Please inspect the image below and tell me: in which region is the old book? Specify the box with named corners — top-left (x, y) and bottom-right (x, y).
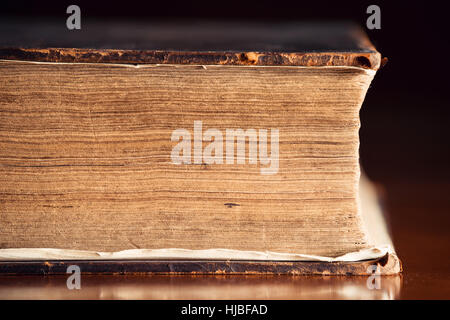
top-left (0, 20), bottom-right (400, 274)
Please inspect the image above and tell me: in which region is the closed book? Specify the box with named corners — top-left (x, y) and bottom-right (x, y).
top-left (0, 20), bottom-right (401, 274)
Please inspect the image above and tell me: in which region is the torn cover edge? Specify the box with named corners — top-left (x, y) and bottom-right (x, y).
top-left (0, 245), bottom-right (394, 262)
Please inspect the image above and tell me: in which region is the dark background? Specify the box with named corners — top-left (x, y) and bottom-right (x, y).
top-left (1, 0), bottom-right (449, 298)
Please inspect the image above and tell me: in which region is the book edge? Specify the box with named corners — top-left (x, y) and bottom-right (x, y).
top-left (0, 48), bottom-right (381, 70)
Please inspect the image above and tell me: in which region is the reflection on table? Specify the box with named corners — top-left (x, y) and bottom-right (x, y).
top-left (0, 274), bottom-right (401, 300)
